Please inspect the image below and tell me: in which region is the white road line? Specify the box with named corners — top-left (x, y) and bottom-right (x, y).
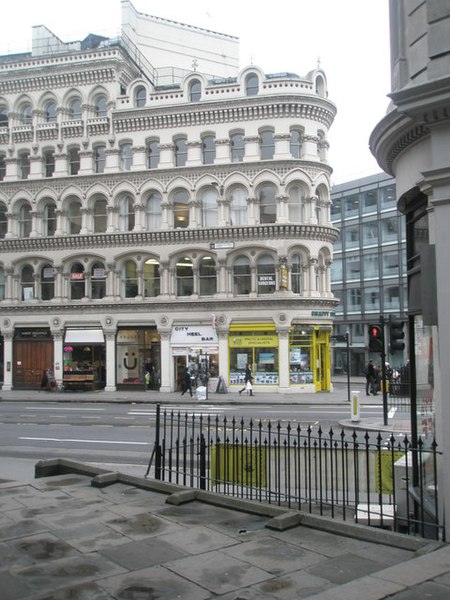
top-left (19, 436), bottom-right (149, 446)
top-left (388, 407), bottom-right (397, 419)
top-left (25, 407), bottom-right (105, 411)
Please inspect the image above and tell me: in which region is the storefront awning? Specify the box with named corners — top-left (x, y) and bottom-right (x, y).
top-left (64, 329), bottom-right (105, 343)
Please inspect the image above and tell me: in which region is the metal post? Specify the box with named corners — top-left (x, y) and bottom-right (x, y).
top-left (205, 350), bottom-right (209, 401)
top-left (346, 331), bottom-right (351, 403)
top-left (380, 316), bottom-right (388, 426)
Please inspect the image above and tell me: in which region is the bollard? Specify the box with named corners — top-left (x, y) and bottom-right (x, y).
top-left (351, 390), bottom-right (360, 422)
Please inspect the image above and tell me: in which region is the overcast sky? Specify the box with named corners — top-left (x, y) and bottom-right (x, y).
top-left (0, 0), bottom-right (391, 184)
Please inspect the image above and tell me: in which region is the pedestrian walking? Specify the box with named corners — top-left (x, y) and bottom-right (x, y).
top-left (181, 367), bottom-right (193, 397)
top-left (365, 359), bottom-right (375, 395)
top-left (239, 363), bottom-right (254, 396)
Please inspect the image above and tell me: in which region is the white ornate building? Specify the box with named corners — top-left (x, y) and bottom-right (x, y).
top-left (0, 0), bottom-right (338, 394)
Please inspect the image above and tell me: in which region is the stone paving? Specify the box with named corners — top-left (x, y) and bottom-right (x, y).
top-left (0, 458), bottom-right (449, 600)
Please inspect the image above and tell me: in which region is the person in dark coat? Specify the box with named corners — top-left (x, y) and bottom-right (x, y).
top-left (181, 367), bottom-right (193, 397)
top-left (365, 360), bottom-right (375, 395)
top-left (239, 363), bottom-right (254, 396)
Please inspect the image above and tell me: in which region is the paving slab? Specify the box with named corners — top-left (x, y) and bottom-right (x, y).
top-left (100, 536), bottom-right (188, 569)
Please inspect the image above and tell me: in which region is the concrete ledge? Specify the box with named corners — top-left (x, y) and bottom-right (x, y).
top-left (35, 458), bottom-right (109, 479)
top-left (91, 472), bottom-right (120, 488)
top-left (166, 489), bottom-right (199, 505)
top-left (266, 511), bottom-right (304, 531)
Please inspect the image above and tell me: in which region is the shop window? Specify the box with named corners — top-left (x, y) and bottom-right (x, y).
top-left (233, 255), bottom-right (251, 295)
top-left (229, 330), bottom-right (279, 386)
top-left (118, 195), bottom-right (135, 232)
top-left (174, 136), bottom-right (187, 167)
top-left (199, 257), bottom-right (216, 296)
top-left (0, 202), bottom-right (7, 238)
top-left (245, 73), bottom-right (259, 96)
top-left (290, 128), bottom-right (302, 158)
top-left (94, 145), bottom-right (106, 173)
top-left (143, 258), bottom-right (160, 297)
top-left (202, 134), bottom-right (215, 164)
top-left (146, 140), bottom-right (160, 168)
top-left (135, 86), bottom-right (147, 107)
top-left (21, 264), bottom-right (34, 300)
top-left (68, 200), bottom-right (82, 234)
top-left (260, 130), bottom-right (274, 160)
top-left (257, 254), bottom-right (276, 294)
top-left (43, 203), bottom-right (56, 236)
top-left (116, 328), bottom-right (160, 388)
top-left (0, 267), bottom-right (4, 300)
top-left (44, 100), bottom-right (57, 122)
top-left (173, 189), bottom-right (190, 228)
top-left (0, 154), bottom-right (5, 181)
top-left (189, 79), bottom-right (202, 102)
top-left (18, 203), bottom-right (32, 238)
top-left (19, 152), bottom-right (30, 179)
top-left (229, 186), bottom-right (247, 226)
top-left (259, 184), bottom-right (277, 224)
top-left (68, 147), bottom-right (80, 175)
top-left (230, 132), bottom-right (245, 162)
top-left (91, 262), bottom-right (106, 299)
top-left (120, 143), bottom-right (133, 171)
top-left (122, 260), bottom-right (138, 298)
top-left (288, 184), bottom-right (305, 223)
top-left (291, 253), bottom-right (304, 293)
top-left (68, 98), bottom-right (82, 120)
top-left (289, 327), bottom-right (313, 384)
top-left (94, 94), bottom-right (107, 117)
top-left (145, 192), bottom-right (162, 229)
top-left (176, 257), bottom-right (193, 296)
top-left (70, 263), bottom-right (85, 299)
top-left (43, 150), bottom-right (55, 177)
top-left (40, 264), bottom-right (55, 300)
top-left (93, 197), bottom-right (107, 232)
top-left (202, 188), bottom-right (218, 227)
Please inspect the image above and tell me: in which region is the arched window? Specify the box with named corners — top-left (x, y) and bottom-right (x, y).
top-left (0, 106), bottom-right (8, 127)
top-left (18, 152), bottom-right (30, 179)
top-left (173, 189), bottom-right (190, 228)
top-left (122, 260), bottom-right (138, 297)
top-left (199, 257), bottom-right (216, 296)
top-left (233, 255), bottom-right (251, 295)
top-left (189, 79), bottom-right (201, 102)
top-left (145, 192), bottom-right (162, 229)
top-left (174, 136), bottom-right (187, 167)
top-left (315, 75), bottom-right (325, 97)
top-left (93, 197), bottom-right (107, 232)
top-left (40, 263), bottom-right (55, 300)
top-left (68, 200), bottom-right (82, 234)
top-left (0, 267), bottom-right (4, 300)
top-left (259, 184), bottom-right (277, 224)
top-left (176, 257), bottom-right (193, 296)
top-left (91, 262), bottom-right (106, 299)
top-left (18, 203), bottom-right (32, 237)
top-left (43, 150), bottom-right (55, 177)
top-left (245, 73), bottom-right (259, 96)
top-left (202, 188), bottom-right (218, 227)
top-left (44, 100), bottom-right (57, 122)
top-left (144, 258), bottom-right (160, 297)
top-left (68, 98), bottom-right (82, 120)
top-left (118, 195), bottom-right (135, 232)
top-left (291, 253), bottom-right (304, 294)
top-left (229, 187), bottom-right (247, 226)
top-left (20, 103), bottom-right (32, 124)
top-left (70, 262), bottom-right (85, 300)
top-left (43, 202), bottom-right (56, 236)
top-left (68, 147), bottom-right (80, 175)
top-left (257, 254), bottom-right (276, 294)
top-left (94, 144), bottom-right (106, 173)
top-left (288, 185), bottom-right (305, 223)
top-left (260, 130), bottom-right (274, 160)
top-left (0, 202), bottom-right (7, 238)
top-left (202, 134), bottom-right (215, 164)
top-left (290, 128), bottom-right (302, 158)
top-left (135, 86), bottom-right (147, 107)
top-left (94, 94), bottom-right (107, 117)
top-left (146, 140), bottom-right (160, 168)
top-left (230, 132), bottom-right (244, 162)
top-left (0, 153), bottom-right (6, 181)
top-left (21, 264), bottom-right (34, 300)
top-left (120, 143), bottom-right (133, 171)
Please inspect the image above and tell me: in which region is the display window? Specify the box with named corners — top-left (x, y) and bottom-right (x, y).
top-left (229, 325), bottom-right (279, 385)
top-left (289, 326), bottom-right (314, 384)
top-left (116, 328), bottom-right (160, 388)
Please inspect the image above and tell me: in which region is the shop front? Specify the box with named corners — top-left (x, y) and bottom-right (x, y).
top-left (289, 325), bottom-right (331, 392)
top-left (63, 329), bottom-right (105, 390)
top-left (116, 327), bottom-right (160, 390)
top-left (13, 328), bottom-right (53, 389)
top-left (170, 325), bottom-right (218, 391)
top-left (229, 324), bottom-right (279, 387)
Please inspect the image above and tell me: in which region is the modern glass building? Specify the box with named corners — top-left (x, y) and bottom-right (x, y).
top-left (330, 172), bottom-right (407, 376)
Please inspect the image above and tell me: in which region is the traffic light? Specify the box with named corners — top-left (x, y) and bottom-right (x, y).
top-left (368, 324), bottom-right (384, 353)
top-left (389, 318), bottom-right (405, 352)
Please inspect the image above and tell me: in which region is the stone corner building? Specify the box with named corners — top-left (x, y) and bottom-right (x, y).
top-left (0, 0), bottom-right (338, 394)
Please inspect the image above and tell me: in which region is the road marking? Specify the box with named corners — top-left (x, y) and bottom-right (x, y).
top-left (25, 406), bottom-right (105, 411)
top-left (19, 436), bottom-right (149, 446)
top-left (388, 407), bottom-right (397, 419)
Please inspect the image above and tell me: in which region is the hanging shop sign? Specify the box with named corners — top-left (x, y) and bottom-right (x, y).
top-left (171, 325), bottom-right (218, 345)
top-left (229, 334), bottom-right (278, 348)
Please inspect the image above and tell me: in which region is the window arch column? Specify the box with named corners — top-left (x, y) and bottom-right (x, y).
top-left (54, 148), bottom-right (68, 177)
top-left (186, 141), bottom-right (202, 166)
top-left (214, 139), bottom-right (230, 164)
top-left (80, 207), bottom-right (89, 235)
top-left (30, 210), bottom-right (39, 238)
top-left (79, 150), bottom-right (93, 175)
top-left (30, 154), bottom-right (43, 179)
top-left (52, 266), bottom-right (63, 302)
top-left (105, 148), bottom-right (119, 173)
top-left (55, 208), bottom-right (63, 236)
top-left (4, 211), bottom-right (14, 239)
top-left (133, 199), bottom-right (144, 232)
top-left (277, 194), bottom-right (289, 223)
top-left (216, 258), bottom-right (227, 296)
top-left (107, 206), bottom-right (118, 233)
top-left (309, 258), bottom-right (320, 296)
top-left (250, 265), bottom-right (257, 296)
top-left (4, 157), bottom-right (18, 181)
top-left (190, 200), bottom-right (201, 228)
top-left (218, 196), bottom-right (228, 227)
top-left (4, 267), bottom-right (13, 300)
top-left (247, 196), bottom-right (258, 225)
top-left (302, 134), bottom-right (319, 159)
top-left (106, 262), bottom-right (117, 300)
top-left (159, 143), bottom-right (175, 169)
top-left (131, 146), bottom-right (146, 170)
top-left (243, 135), bottom-right (259, 162)
top-left (159, 261), bottom-right (170, 297)
top-left (274, 133), bottom-right (291, 160)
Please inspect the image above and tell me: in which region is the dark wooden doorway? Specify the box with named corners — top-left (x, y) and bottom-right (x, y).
top-left (13, 340), bottom-right (54, 389)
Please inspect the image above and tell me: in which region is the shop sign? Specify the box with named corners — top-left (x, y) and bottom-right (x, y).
top-left (117, 330), bottom-right (139, 343)
top-left (171, 325), bottom-right (218, 344)
top-left (43, 267), bottom-right (55, 279)
top-left (210, 241), bottom-right (234, 249)
top-left (258, 275), bottom-right (275, 286)
top-left (311, 310), bottom-right (335, 317)
top-left (15, 328), bottom-right (50, 339)
top-left (70, 272), bottom-right (84, 280)
top-left (229, 334), bottom-right (278, 348)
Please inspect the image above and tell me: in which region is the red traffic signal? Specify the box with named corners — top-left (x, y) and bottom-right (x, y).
top-left (368, 324), bottom-right (384, 353)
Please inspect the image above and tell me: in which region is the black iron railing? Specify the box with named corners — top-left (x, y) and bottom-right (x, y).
top-left (146, 405), bottom-right (442, 540)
